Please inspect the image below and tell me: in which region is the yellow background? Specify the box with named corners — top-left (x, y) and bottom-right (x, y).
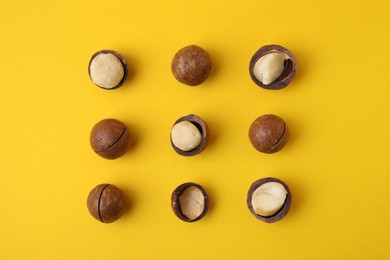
top-left (1, 0), bottom-right (390, 259)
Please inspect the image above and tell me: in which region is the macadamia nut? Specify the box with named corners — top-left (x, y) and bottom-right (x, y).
top-left (171, 121), bottom-right (202, 152)
top-left (249, 114), bottom-right (289, 153)
top-left (87, 184), bottom-right (126, 223)
top-left (253, 52), bottom-right (286, 85)
top-left (171, 45), bottom-right (212, 86)
top-left (251, 182), bottom-right (287, 217)
top-left (89, 53), bottom-right (125, 89)
top-left (90, 118), bottom-right (129, 159)
top-left (171, 182), bottom-right (209, 222)
top-left (179, 186), bottom-right (205, 220)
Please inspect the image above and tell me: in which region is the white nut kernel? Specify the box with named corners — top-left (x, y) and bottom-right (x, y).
top-left (90, 53), bottom-right (124, 89)
top-left (179, 186), bottom-right (205, 220)
top-left (171, 121), bottom-right (202, 151)
top-left (253, 52), bottom-right (286, 85)
top-left (251, 181), bottom-right (287, 217)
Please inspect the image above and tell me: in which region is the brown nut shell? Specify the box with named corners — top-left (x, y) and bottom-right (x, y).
top-left (170, 114), bottom-right (208, 156)
top-left (171, 45), bottom-right (212, 86)
top-left (247, 177), bottom-right (291, 223)
top-left (90, 118), bottom-right (129, 159)
top-left (249, 44), bottom-right (297, 90)
top-left (87, 184), bottom-right (126, 223)
top-left (248, 114), bottom-right (289, 153)
top-left (88, 50), bottom-right (128, 90)
top-left (171, 182), bottom-right (209, 222)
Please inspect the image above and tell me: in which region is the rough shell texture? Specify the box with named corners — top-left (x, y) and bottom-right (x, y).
top-left (249, 44), bottom-right (297, 90)
top-left (88, 50), bottom-right (128, 90)
top-left (171, 182), bottom-right (209, 222)
top-left (87, 184), bottom-right (126, 223)
top-left (170, 114), bottom-right (208, 156)
top-left (171, 45), bottom-right (212, 86)
top-left (90, 118), bottom-right (129, 159)
top-left (247, 177), bottom-right (291, 223)
top-left (248, 114), bottom-right (289, 153)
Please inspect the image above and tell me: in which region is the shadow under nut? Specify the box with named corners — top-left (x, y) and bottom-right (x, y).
top-left (249, 114), bottom-right (289, 153)
top-left (90, 118), bottom-right (129, 159)
top-left (87, 184), bottom-right (126, 223)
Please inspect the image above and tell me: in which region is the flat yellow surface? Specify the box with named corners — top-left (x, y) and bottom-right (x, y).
top-left (1, 0), bottom-right (390, 259)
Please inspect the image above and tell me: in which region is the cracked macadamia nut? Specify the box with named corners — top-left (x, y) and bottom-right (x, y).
top-left (247, 178), bottom-right (291, 223)
top-left (171, 182), bottom-right (209, 222)
top-left (87, 184), bottom-right (125, 223)
top-left (171, 45), bottom-right (212, 86)
top-left (88, 50), bottom-right (128, 90)
top-left (170, 114), bottom-right (208, 156)
top-left (249, 114), bottom-right (289, 153)
top-left (251, 182), bottom-right (287, 216)
top-left (249, 45), bottom-right (297, 90)
top-left (90, 118), bottom-right (129, 159)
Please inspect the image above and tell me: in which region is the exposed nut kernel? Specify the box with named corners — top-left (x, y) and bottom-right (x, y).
top-left (247, 177), bottom-right (292, 223)
top-left (171, 182), bottom-right (209, 222)
top-left (253, 52), bottom-right (286, 85)
top-left (251, 181), bottom-right (287, 216)
top-left (88, 50), bottom-right (128, 90)
top-left (170, 114), bottom-right (208, 156)
top-left (171, 121), bottom-right (202, 152)
top-left (249, 44), bottom-right (297, 90)
top-left (179, 185), bottom-right (205, 220)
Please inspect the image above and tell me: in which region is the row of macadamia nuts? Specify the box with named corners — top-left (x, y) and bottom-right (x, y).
top-left (89, 113), bottom-right (290, 160)
top-left (88, 44), bottom-right (296, 90)
top-left (87, 177), bottom-right (291, 223)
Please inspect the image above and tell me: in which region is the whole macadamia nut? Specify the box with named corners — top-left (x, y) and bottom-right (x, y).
top-left (87, 184), bottom-right (126, 223)
top-left (170, 114), bottom-right (208, 156)
top-left (248, 114), bottom-right (289, 153)
top-left (88, 50), bottom-right (128, 90)
top-left (171, 45), bottom-right (212, 86)
top-left (247, 177), bottom-right (291, 223)
top-left (249, 45), bottom-right (297, 90)
top-left (90, 118), bottom-right (129, 159)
